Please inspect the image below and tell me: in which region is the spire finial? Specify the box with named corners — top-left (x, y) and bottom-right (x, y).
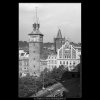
top-left (57, 26), bottom-right (62, 38)
top-left (35, 7), bottom-right (37, 18)
top-left (35, 7), bottom-right (38, 23)
top-left (57, 26), bottom-right (61, 30)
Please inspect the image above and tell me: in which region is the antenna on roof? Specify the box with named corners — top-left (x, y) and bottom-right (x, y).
top-left (35, 7), bottom-right (37, 18)
top-left (34, 6), bottom-right (39, 23)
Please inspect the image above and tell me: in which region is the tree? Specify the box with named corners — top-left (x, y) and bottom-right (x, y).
top-left (18, 74), bottom-right (43, 97)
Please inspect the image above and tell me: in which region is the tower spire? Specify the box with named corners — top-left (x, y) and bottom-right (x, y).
top-left (35, 7), bottom-right (38, 23)
top-left (57, 27), bottom-right (62, 38)
top-left (33, 7), bottom-right (40, 31)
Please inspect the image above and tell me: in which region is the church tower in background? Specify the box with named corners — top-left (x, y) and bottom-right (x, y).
top-left (54, 28), bottom-right (65, 53)
top-left (28, 7), bottom-right (44, 77)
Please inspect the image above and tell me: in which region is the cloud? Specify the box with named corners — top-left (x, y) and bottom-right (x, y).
top-left (19, 3), bottom-right (81, 43)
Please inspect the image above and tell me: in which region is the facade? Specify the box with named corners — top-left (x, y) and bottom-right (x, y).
top-left (47, 40), bottom-right (81, 71)
top-left (57, 40), bottom-right (80, 71)
top-left (40, 60), bottom-right (48, 72)
top-left (19, 56), bottom-right (29, 77)
top-left (47, 54), bottom-right (57, 71)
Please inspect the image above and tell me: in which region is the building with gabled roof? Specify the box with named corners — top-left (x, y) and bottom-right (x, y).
top-left (54, 29), bottom-right (65, 53)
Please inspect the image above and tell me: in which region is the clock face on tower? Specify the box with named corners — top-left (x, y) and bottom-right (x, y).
top-left (29, 35), bottom-right (39, 42)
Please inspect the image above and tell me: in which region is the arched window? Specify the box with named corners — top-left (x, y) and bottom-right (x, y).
top-left (63, 61), bottom-right (65, 65)
top-left (66, 61), bottom-right (68, 65)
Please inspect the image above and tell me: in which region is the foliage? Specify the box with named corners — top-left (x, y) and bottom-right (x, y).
top-left (50, 65), bottom-right (65, 81)
top-left (18, 74), bottom-right (42, 97)
top-left (19, 65), bottom-right (66, 97)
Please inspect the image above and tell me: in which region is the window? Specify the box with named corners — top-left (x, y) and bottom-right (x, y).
top-left (60, 61), bottom-right (62, 64)
top-left (66, 61), bottom-right (68, 65)
top-left (33, 43), bottom-right (35, 46)
top-left (24, 67), bottom-right (27, 70)
top-left (33, 51), bottom-right (35, 53)
top-left (73, 62), bottom-right (75, 65)
top-left (33, 58), bottom-right (35, 60)
top-left (72, 49), bottom-right (76, 59)
top-left (63, 61), bottom-right (65, 64)
top-left (34, 65), bottom-right (35, 68)
top-left (59, 49), bottom-right (62, 58)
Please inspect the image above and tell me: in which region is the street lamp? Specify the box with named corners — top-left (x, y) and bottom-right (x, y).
top-left (42, 69), bottom-right (45, 90)
top-left (34, 73), bottom-right (37, 96)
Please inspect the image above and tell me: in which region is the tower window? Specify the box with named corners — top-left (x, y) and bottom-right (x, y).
top-left (33, 43), bottom-right (35, 46)
top-left (33, 51), bottom-right (35, 53)
top-left (34, 65), bottom-right (35, 68)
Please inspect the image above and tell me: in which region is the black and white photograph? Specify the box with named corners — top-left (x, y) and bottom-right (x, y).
top-left (19, 3), bottom-right (81, 98)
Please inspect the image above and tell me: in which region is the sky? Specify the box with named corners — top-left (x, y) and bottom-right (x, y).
top-left (19, 3), bottom-right (81, 43)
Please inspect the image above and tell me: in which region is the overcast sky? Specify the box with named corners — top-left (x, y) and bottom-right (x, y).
top-left (19, 3), bottom-right (81, 43)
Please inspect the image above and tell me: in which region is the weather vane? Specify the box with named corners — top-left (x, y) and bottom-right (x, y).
top-left (35, 7), bottom-right (38, 19)
top-left (57, 26), bottom-right (61, 30)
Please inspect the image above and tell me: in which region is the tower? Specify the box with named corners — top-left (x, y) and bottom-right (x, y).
top-left (54, 28), bottom-right (65, 52)
top-left (28, 7), bottom-right (43, 77)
